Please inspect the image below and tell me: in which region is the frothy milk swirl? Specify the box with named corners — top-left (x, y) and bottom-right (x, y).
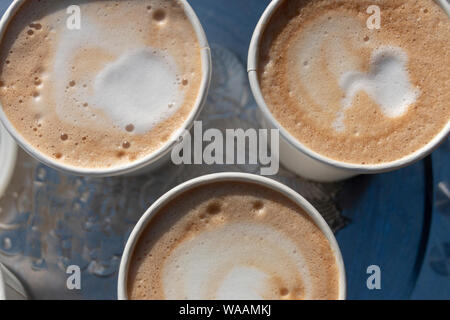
top-left (258, 0), bottom-right (449, 164)
top-left (0, 0), bottom-right (203, 168)
top-left (127, 181), bottom-right (340, 300)
top-left (336, 46), bottom-right (420, 131)
top-left (52, 15), bottom-right (183, 134)
top-left (93, 49), bottom-right (182, 134)
top-left (292, 16), bottom-right (419, 132)
top-left (163, 222), bottom-right (311, 300)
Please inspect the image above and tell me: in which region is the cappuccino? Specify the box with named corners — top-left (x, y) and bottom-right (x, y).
top-left (127, 181), bottom-right (340, 300)
top-left (258, 0), bottom-right (450, 165)
top-left (0, 0), bottom-right (203, 169)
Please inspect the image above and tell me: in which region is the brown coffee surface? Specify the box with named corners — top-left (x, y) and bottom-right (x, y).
top-left (128, 181), bottom-right (340, 300)
top-left (258, 0), bottom-right (450, 164)
top-left (0, 0), bottom-right (202, 169)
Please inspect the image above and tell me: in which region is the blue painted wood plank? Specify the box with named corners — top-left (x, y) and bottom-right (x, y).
top-left (336, 161), bottom-right (427, 299)
top-left (411, 138), bottom-right (450, 299)
top-left (0, 2), bottom-right (9, 15)
top-left (189, 0), bottom-right (270, 61)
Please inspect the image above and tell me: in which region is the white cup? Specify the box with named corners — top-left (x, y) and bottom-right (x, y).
top-left (248, 0), bottom-right (450, 182)
top-left (0, 263), bottom-right (27, 300)
top-left (117, 172), bottom-right (346, 300)
top-left (0, 122), bottom-right (16, 198)
top-left (0, 0), bottom-right (212, 177)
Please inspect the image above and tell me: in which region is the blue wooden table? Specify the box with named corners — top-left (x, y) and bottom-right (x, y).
top-left (0, 0), bottom-right (448, 300)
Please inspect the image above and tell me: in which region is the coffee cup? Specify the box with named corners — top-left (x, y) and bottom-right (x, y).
top-left (248, 0), bottom-right (450, 182)
top-left (118, 172), bottom-right (346, 300)
top-left (0, 263), bottom-right (27, 300)
top-left (0, 0), bottom-right (211, 177)
top-left (0, 122), bottom-right (16, 198)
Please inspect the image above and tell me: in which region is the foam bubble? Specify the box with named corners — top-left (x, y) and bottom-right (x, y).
top-left (162, 222), bottom-right (311, 300)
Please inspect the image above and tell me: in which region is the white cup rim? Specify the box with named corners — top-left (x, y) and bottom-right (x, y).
top-left (117, 172), bottom-right (347, 300)
top-left (248, 0), bottom-right (450, 174)
top-left (0, 122), bottom-right (17, 198)
top-left (0, 0), bottom-right (212, 177)
top-left (0, 262), bottom-right (27, 300)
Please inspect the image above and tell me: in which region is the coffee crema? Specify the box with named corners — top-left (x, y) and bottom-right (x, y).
top-left (0, 0), bottom-right (202, 168)
top-left (258, 0), bottom-right (450, 164)
top-left (128, 181), bottom-right (340, 300)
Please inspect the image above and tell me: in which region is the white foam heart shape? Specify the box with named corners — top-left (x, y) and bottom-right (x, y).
top-left (334, 46), bottom-right (420, 132)
top-left (93, 49), bottom-right (183, 134)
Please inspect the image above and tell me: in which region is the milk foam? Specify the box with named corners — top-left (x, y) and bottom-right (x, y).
top-left (336, 47), bottom-right (420, 131)
top-left (52, 14), bottom-right (183, 133)
top-left (294, 16), bottom-right (365, 116)
top-left (128, 182), bottom-right (340, 300)
top-left (94, 49), bottom-right (182, 133)
top-left (0, 0), bottom-right (203, 168)
top-left (162, 222), bottom-right (311, 300)
top-left (258, 0), bottom-right (450, 164)
top-left (292, 16), bottom-right (419, 132)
